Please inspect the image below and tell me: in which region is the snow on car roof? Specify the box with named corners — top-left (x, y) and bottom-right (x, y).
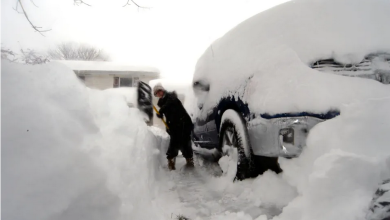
top-left (193, 0), bottom-right (390, 116)
top-left (55, 60), bottom-right (160, 76)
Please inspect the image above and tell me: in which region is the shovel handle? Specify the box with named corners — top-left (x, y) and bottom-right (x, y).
top-left (153, 105), bottom-right (169, 129)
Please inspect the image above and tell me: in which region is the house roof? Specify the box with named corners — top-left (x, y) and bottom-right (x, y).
top-left (55, 60), bottom-right (160, 77)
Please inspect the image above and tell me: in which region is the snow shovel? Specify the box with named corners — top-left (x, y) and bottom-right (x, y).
top-left (137, 81), bottom-right (169, 129)
top-left (153, 105), bottom-right (169, 129)
top-left (137, 81), bottom-right (153, 124)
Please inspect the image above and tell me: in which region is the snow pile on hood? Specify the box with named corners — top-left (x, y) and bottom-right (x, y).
top-left (2, 61), bottom-right (165, 220)
top-left (193, 0), bottom-right (390, 116)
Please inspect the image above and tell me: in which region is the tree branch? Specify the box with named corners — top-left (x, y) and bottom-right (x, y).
top-left (1, 47), bottom-right (18, 62)
top-left (123, 0), bottom-right (148, 9)
top-left (16, 0), bottom-right (149, 36)
top-left (13, 1), bottom-right (23, 14)
top-left (30, 0), bottom-right (38, 7)
top-left (74, 0), bottom-right (91, 6)
top-left (17, 0), bottom-right (51, 36)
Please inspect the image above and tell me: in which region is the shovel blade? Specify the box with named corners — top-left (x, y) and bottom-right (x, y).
top-left (137, 81), bottom-right (153, 124)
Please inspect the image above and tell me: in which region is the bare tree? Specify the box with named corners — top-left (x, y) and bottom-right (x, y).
top-left (20, 48), bottom-right (50, 64)
top-left (1, 47), bottom-right (18, 62)
top-left (14, 0), bottom-right (148, 35)
top-left (122, 0), bottom-right (149, 9)
top-left (48, 42), bottom-right (110, 61)
top-left (2, 46), bottom-right (50, 64)
top-left (14, 0), bottom-right (51, 36)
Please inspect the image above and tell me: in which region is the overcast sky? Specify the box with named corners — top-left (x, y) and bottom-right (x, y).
top-left (2, 0), bottom-right (289, 81)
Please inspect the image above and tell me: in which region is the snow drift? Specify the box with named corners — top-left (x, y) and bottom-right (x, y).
top-left (1, 61), bottom-right (165, 220)
top-left (274, 99), bottom-right (390, 220)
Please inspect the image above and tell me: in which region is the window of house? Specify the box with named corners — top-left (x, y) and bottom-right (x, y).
top-left (113, 77), bottom-right (133, 88)
top-left (119, 78), bottom-right (132, 87)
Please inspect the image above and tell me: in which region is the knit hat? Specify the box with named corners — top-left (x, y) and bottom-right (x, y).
top-left (153, 83), bottom-right (165, 97)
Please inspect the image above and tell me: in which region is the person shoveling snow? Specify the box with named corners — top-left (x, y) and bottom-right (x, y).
top-left (153, 83), bottom-right (194, 170)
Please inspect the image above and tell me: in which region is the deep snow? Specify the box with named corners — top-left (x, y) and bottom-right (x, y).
top-left (2, 61), bottom-right (292, 220)
top-left (3, 1), bottom-right (390, 216)
top-left (2, 55), bottom-right (390, 220)
top-left (2, 61), bottom-right (164, 220)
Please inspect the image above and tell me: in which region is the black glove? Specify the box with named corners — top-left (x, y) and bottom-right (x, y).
top-left (166, 128), bottom-right (171, 135)
top-left (156, 113), bottom-right (163, 119)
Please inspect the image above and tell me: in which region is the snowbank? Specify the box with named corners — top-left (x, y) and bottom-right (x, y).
top-left (193, 99), bottom-right (390, 220)
top-left (85, 88), bottom-right (166, 219)
top-left (2, 61), bottom-right (165, 220)
top-left (274, 99), bottom-right (390, 220)
top-left (193, 0), bottom-right (390, 117)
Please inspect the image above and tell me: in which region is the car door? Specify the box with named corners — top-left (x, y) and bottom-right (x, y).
top-left (193, 108), bottom-right (214, 149)
top-left (204, 108), bottom-right (219, 147)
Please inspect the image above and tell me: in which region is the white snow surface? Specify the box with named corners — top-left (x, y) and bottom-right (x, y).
top-left (275, 99), bottom-right (390, 220)
top-left (3, 44), bottom-right (390, 220)
top-left (2, 61), bottom-right (164, 220)
top-left (193, 0), bottom-right (390, 118)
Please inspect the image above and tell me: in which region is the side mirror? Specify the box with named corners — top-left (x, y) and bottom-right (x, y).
top-left (137, 81), bottom-right (153, 123)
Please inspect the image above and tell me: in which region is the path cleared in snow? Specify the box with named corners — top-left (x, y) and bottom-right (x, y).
top-left (152, 149), bottom-right (287, 220)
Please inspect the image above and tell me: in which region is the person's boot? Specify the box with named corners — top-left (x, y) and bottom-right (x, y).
top-left (185, 157), bottom-right (194, 168)
top-left (168, 158), bottom-right (176, 170)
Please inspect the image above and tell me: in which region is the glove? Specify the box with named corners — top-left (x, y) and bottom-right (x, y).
top-left (166, 128), bottom-right (171, 135)
top-left (156, 113), bottom-right (163, 119)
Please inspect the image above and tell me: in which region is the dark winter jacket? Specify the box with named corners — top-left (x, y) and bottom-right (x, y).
top-left (157, 91), bottom-right (193, 135)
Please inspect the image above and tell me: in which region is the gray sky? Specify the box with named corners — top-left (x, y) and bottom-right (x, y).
top-left (1, 0), bottom-right (288, 81)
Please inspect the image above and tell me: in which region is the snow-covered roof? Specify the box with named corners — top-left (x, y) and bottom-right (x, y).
top-left (55, 60), bottom-right (160, 76)
top-left (194, 0), bottom-right (390, 116)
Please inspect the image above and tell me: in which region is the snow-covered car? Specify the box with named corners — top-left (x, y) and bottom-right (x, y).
top-left (191, 0), bottom-right (390, 180)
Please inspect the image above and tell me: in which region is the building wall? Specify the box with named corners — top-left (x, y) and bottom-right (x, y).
top-left (84, 75), bottom-right (113, 90)
top-left (82, 75), bottom-right (157, 90)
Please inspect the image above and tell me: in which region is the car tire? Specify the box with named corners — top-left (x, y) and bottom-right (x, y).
top-left (219, 109), bottom-right (254, 180)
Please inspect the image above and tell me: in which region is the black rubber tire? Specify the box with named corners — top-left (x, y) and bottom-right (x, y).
top-left (219, 110), bottom-right (254, 180)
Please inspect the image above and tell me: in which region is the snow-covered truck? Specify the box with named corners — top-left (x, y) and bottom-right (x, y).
top-left (191, 0), bottom-right (390, 180)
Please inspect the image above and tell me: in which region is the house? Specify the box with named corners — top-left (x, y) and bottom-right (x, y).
top-left (57, 60), bottom-right (160, 89)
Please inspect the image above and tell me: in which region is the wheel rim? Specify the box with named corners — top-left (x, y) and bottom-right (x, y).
top-left (220, 123), bottom-right (251, 181)
top-left (219, 125), bottom-right (239, 180)
top-left (222, 127), bottom-right (237, 148)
